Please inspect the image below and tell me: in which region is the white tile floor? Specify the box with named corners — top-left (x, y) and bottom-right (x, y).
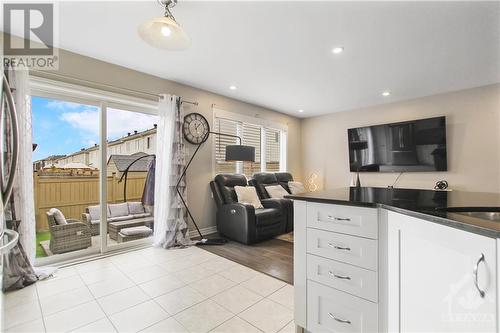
top-left (3, 246), bottom-right (295, 333)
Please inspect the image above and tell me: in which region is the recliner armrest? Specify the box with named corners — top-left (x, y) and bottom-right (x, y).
top-left (261, 198), bottom-right (283, 210)
top-left (217, 203), bottom-right (257, 244)
top-left (220, 202), bottom-right (255, 216)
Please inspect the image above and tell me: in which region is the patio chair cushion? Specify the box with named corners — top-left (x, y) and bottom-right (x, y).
top-left (108, 215), bottom-right (134, 222)
top-left (49, 208), bottom-right (68, 225)
top-left (88, 205), bottom-right (101, 221)
top-left (131, 212), bottom-right (151, 219)
top-left (120, 226), bottom-right (152, 236)
top-left (128, 202), bottom-right (145, 214)
top-left (109, 203), bottom-right (129, 217)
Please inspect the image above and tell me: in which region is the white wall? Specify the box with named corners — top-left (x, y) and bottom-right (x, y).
top-left (301, 84), bottom-right (500, 193)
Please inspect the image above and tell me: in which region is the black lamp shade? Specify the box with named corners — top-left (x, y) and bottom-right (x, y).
top-left (225, 145), bottom-right (255, 162)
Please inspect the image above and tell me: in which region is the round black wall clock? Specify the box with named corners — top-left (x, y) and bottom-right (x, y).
top-left (183, 112), bottom-right (210, 144)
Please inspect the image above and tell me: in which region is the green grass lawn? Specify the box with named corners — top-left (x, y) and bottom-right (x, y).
top-left (36, 231), bottom-right (51, 258)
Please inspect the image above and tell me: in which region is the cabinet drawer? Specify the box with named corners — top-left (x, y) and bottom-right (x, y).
top-left (307, 280), bottom-right (378, 333)
top-left (307, 254), bottom-right (378, 302)
top-left (307, 228), bottom-right (378, 271)
top-left (307, 202), bottom-right (378, 239)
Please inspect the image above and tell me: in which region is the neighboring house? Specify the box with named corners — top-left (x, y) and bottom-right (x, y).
top-left (33, 154), bottom-right (66, 171)
top-left (107, 152), bottom-right (154, 178)
top-left (34, 125), bottom-right (157, 171)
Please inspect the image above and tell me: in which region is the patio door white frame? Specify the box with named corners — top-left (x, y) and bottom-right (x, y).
top-left (30, 77), bottom-right (158, 266)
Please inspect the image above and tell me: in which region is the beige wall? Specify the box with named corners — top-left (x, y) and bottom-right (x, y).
top-left (301, 84), bottom-right (500, 193)
top-left (33, 48), bottom-right (302, 231)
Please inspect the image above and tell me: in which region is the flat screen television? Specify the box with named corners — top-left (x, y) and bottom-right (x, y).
top-left (348, 116), bottom-right (447, 172)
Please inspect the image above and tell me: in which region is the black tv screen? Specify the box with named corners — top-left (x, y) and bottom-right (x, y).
top-left (348, 116), bottom-right (447, 172)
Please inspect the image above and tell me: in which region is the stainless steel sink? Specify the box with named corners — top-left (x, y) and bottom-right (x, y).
top-left (435, 207), bottom-right (500, 222)
top-left (455, 212), bottom-right (500, 222)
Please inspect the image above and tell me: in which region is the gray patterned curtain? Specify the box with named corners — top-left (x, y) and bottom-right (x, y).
top-left (2, 70), bottom-right (38, 291)
top-left (141, 156), bottom-right (155, 208)
top-left (153, 95), bottom-right (193, 248)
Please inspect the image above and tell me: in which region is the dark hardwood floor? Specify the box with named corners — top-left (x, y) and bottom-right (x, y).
top-left (198, 233), bottom-right (293, 284)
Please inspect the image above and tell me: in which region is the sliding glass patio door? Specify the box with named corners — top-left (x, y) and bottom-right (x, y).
top-left (31, 79), bottom-right (158, 265)
top-left (32, 95), bottom-right (102, 263)
top-left (104, 106), bottom-right (158, 251)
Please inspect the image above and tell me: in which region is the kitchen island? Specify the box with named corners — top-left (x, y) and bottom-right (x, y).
top-left (288, 187), bottom-right (499, 333)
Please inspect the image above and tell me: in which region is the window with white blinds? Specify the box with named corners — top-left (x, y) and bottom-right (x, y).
top-left (213, 116), bottom-right (286, 177)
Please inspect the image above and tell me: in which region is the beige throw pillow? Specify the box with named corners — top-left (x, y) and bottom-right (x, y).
top-left (288, 181), bottom-right (307, 194)
top-left (234, 186), bottom-right (263, 209)
top-left (265, 185), bottom-right (289, 199)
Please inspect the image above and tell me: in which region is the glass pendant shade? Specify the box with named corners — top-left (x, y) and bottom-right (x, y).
top-left (138, 16), bottom-right (190, 50)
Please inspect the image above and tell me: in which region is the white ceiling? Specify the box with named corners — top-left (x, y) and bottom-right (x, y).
top-left (39, 2), bottom-right (500, 116)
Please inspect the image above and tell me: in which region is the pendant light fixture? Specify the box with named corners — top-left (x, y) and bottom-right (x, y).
top-left (138, 0), bottom-right (190, 50)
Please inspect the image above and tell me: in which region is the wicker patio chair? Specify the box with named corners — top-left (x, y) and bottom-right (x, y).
top-left (46, 211), bottom-right (92, 254)
top-left (82, 210), bottom-right (100, 236)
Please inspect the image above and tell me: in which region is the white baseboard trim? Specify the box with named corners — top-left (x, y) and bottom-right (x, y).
top-left (189, 225), bottom-right (218, 239)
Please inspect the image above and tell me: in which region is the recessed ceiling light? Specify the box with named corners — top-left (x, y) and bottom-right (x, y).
top-left (382, 91), bottom-right (391, 97)
top-left (229, 85), bottom-right (237, 90)
top-left (332, 47), bottom-right (344, 54)
top-left (298, 109), bottom-right (304, 113)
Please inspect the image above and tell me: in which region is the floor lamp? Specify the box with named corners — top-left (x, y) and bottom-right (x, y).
top-left (349, 140), bottom-right (368, 188)
top-left (175, 131), bottom-right (255, 246)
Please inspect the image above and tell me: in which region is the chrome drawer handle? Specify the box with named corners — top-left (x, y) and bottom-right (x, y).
top-left (328, 313), bottom-right (351, 325)
top-left (473, 253), bottom-right (486, 298)
top-left (329, 271), bottom-right (351, 280)
top-left (327, 215), bottom-right (351, 222)
top-left (328, 243), bottom-right (351, 251)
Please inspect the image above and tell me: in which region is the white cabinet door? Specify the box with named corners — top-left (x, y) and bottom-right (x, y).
top-left (385, 211), bottom-right (497, 333)
top-left (294, 200), bottom-right (307, 329)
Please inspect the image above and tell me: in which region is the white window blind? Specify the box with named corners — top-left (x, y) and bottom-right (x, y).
top-left (214, 117), bottom-right (239, 174)
top-left (241, 123), bottom-right (261, 176)
top-left (266, 128), bottom-right (281, 172)
top-left (214, 115), bottom-right (286, 177)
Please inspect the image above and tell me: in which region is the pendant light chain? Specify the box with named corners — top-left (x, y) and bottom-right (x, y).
top-left (159, 0), bottom-right (178, 23)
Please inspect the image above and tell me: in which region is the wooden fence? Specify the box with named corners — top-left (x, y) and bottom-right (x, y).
top-left (34, 172), bottom-right (147, 232)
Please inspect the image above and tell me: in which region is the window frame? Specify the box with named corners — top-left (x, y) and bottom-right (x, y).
top-left (212, 107), bottom-right (288, 177)
top-left (30, 76), bottom-right (158, 266)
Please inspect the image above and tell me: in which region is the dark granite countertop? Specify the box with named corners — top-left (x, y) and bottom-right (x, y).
top-left (286, 187), bottom-right (500, 238)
